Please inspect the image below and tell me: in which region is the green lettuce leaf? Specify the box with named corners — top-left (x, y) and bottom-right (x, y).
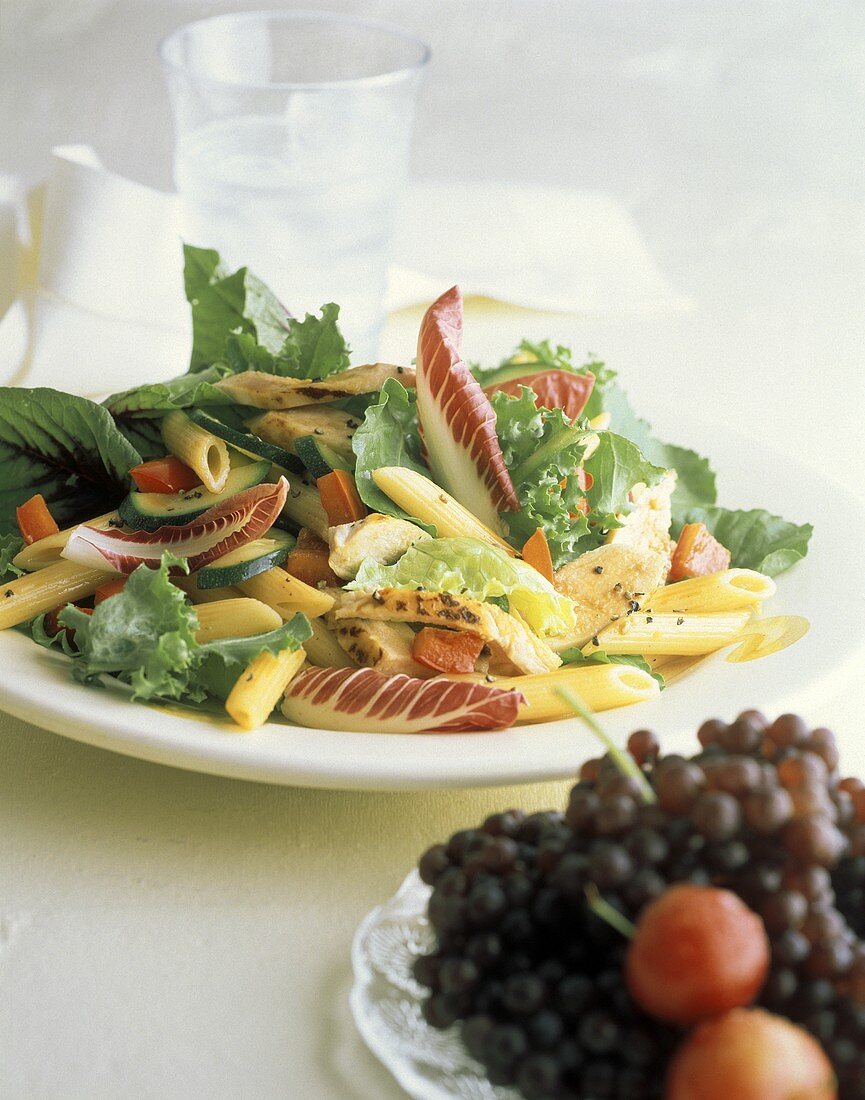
top-left (0, 532), bottom-right (24, 583)
top-left (51, 553), bottom-right (312, 706)
top-left (0, 387), bottom-right (141, 535)
top-left (348, 536), bottom-right (577, 637)
top-left (492, 387), bottom-right (594, 568)
top-left (105, 364), bottom-right (235, 418)
top-left (351, 379), bottom-right (435, 534)
top-left (673, 506), bottom-right (813, 577)
top-left (583, 365), bottom-right (716, 516)
top-left (223, 305), bottom-right (350, 380)
top-left (278, 303), bottom-right (351, 379)
top-left (583, 432), bottom-right (667, 516)
top-left (59, 555), bottom-right (201, 701)
top-left (559, 646), bottom-right (665, 688)
top-left (195, 613), bottom-right (312, 701)
top-left (184, 244), bottom-right (290, 371)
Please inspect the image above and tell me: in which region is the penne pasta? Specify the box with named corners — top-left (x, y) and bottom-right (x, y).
top-left (279, 479), bottom-right (330, 540)
top-left (161, 410), bottom-right (230, 493)
top-left (590, 610), bottom-right (752, 657)
top-left (13, 512), bottom-right (119, 572)
top-left (0, 560), bottom-right (116, 630)
top-left (647, 653), bottom-right (712, 684)
top-left (225, 646), bottom-right (306, 730)
top-left (193, 598), bottom-right (282, 643)
top-left (647, 569), bottom-right (775, 613)
top-left (236, 566), bottom-right (335, 619)
top-left (442, 663), bottom-right (660, 720)
top-left (372, 466), bottom-right (515, 554)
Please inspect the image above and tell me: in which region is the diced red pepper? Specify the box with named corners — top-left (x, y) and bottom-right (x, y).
top-left (411, 628), bottom-right (485, 674)
top-left (129, 456), bottom-right (201, 494)
top-left (16, 494), bottom-right (60, 545)
top-left (669, 523), bottom-right (731, 582)
top-left (94, 577), bottom-right (127, 604)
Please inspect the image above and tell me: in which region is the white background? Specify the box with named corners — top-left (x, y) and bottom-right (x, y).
top-left (1, 2), bottom-right (865, 1098)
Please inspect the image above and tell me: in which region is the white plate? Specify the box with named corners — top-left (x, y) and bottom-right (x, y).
top-left (1, 426), bottom-right (862, 790)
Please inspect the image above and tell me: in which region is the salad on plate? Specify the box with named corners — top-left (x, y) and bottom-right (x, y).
top-left (0, 247), bottom-right (812, 733)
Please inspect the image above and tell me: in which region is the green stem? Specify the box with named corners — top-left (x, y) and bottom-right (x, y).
top-left (585, 883), bottom-right (637, 939)
top-left (555, 685), bottom-right (657, 804)
top-left (511, 425), bottom-right (589, 485)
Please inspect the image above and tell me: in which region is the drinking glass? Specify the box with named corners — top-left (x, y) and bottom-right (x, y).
top-left (160, 11), bottom-right (429, 363)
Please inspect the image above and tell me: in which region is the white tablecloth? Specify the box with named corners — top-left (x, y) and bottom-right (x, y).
top-left (1, 3), bottom-right (864, 1098)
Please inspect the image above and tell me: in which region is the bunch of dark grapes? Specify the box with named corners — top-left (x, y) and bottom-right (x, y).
top-left (414, 711), bottom-right (865, 1100)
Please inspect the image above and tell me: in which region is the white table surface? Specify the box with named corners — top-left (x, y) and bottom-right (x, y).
top-left (1, 2), bottom-right (865, 1097)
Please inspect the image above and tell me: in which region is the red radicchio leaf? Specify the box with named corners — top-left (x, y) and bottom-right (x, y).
top-left (62, 479), bottom-right (289, 575)
top-left (483, 368), bottom-right (595, 422)
top-left (281, 666), bottom-right (525, 734)
top-left (415, 286), bottom-right (520, 530)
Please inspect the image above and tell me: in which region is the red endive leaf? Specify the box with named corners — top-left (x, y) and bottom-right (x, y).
top-left (484, 368), bottom-right (595, 422)
top-left (62, 478), bottom-right (289, 575)
top-left (415, 286), bottom-right (520, 530)
top-left (282, 666), bottom-right (525, 733)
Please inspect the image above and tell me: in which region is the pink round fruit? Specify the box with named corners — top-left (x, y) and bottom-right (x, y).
top-left (626, 884), bottom-right (770, 1025)
top-left (665, 1008), bottom-right (836, 1100)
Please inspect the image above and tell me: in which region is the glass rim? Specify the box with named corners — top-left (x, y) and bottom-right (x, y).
top-left (158, 9), bottom-right (431, 93)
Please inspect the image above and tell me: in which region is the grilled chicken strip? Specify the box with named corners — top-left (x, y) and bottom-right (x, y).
top-left (335, 588), bottom-right (560, 675)
top-left (550, 543), bottom-right (669, 650)
top-left (606, 471), bottom-right (676, 565)
top-left (327, 513), bottom-right (431, 581)
top-left (326, 613), bottom-right (434, 678)
top-left (216, 363), bottom-right (415, 409)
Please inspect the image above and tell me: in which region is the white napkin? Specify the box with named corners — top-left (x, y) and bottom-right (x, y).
top-left (0, 145), bottom-right (691, 397)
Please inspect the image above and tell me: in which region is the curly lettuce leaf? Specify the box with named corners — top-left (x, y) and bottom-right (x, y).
top-left (0, 533), bottom-right (24, 583)
top-left (351, 379), bottom-right (435, 534)
top-left (492, 388), bottom-right (594, 567)
top-left (223, 305), bottom-right (350, 381)
top-left (184, 244), bottom-right (290, 371)
top-left (59, 555), bottom-right (201, 701)
top-left (50, 554), bottom-right (312, 707)
top-left (0, 387), bottom-right (142, 535)
top-left (673, 506), bottom-right (813, 577)
top-left (559, 646), bottom-right (665, 688)
top-left (279, 303), bottom-right (351, 379)
top-left (474, 339), bottom-right (602, 389)
top-left (349, 536), bottom-right (577, 637)
top-left (195, 613), bottom-right (312, 700)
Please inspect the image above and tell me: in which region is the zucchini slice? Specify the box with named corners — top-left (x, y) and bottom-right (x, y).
top-left (187, 409), bottom-right (305, 474)
top-left (118, 459), bottom-right (271, 532)
top-left (294, 435), bottom-right (354, 479)
top-left (196, 531), bottom-right (296, 589)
